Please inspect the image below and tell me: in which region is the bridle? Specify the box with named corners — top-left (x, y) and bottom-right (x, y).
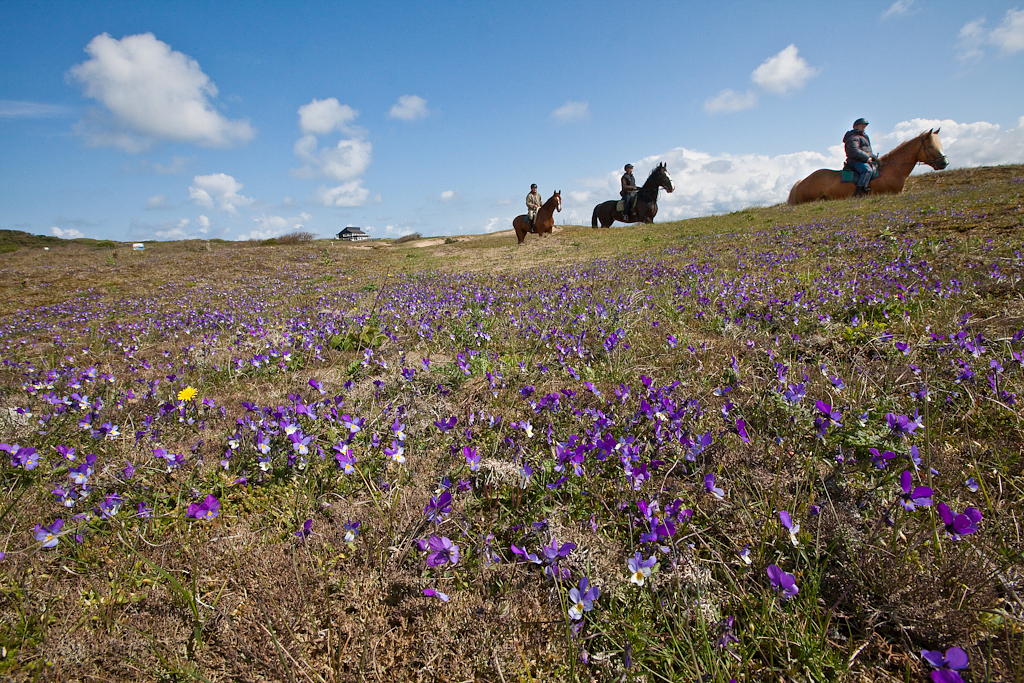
top-left (920, 136), bottom-right (948, 168)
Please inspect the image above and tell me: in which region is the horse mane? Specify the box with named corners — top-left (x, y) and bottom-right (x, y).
top-left (880, 130), bottom-right (931, 162)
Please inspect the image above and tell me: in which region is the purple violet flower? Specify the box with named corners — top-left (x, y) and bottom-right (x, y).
top-left (936, 503), bottom-right (982, 540)
top-left (34, 518), bottom-right (65, 549)
top-left (627, 552), bottom-right (657, 585)
top-left (186, 494), bottom-right (220, 521)
top-left (921, 646), bottom-right (968, 683)
top-left (766, 564), bottom-right (799, 599)
top-left (898, 471), bottom-right (933, 511)
top-left (421, 535), bottom-right (460, 567)
top-left (422, 587), bottom-right (450, 602)
top-left (704, 473), bottom-right (725, 500)
top-left (568, 577), bottom-right (599, 620)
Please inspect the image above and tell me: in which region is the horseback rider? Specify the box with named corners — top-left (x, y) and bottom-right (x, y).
top-left (844, 118), bottom-right (879, 197)
top-left (526, 183), bottom-right (542, 232)
top-left (620, 164), bottom-right (639, 220)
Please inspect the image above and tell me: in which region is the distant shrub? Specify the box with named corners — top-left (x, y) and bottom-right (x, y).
top-left (393, 232), bottom-right (422, 244)
top-left (259, 238), bottom-right (280, 246)
top-left (444, 237), bottom-right (457, 244)
top-left (278, 231), bottom-right (317, 244)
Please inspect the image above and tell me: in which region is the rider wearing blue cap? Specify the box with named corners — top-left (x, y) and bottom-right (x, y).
top-left (844, 118), bottom-right (878, 197)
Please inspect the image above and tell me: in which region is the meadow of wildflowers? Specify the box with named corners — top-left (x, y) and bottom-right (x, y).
top-left (0, 165), bottom-right (1022, 680)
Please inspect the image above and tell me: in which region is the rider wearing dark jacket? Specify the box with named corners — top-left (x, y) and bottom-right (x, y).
top-left (620, 164), bottom-right (638, 218)
top-left (844, 118), bottom-right (878, 195)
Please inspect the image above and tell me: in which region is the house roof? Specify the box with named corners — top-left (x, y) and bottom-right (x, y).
top-left (339, 226), bottom-right (366, 234)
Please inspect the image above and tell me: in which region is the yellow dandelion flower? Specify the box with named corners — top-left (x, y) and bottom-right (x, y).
top-left (177, 386), bottom-right (198, 402)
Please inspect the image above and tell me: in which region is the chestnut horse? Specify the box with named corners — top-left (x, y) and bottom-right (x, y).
top-left (513, 191), bottom-right (561, 244)
top-left (592, 162), bottom-right (674, 227)
top-left (787, 129), bottom-right (948, 204)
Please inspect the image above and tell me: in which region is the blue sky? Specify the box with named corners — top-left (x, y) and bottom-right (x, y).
top-left (2, 0), bottom-right (1022, 241)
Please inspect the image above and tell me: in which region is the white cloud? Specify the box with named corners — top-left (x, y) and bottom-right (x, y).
top-left (236, 211), bottom-right (312, 241)
top-left (483, 216), bottom-right (512, 233)
top-left (139, 156), bottom-right (189, 175)
top-left (316, 181), bottom-right (370, 207)
top-left (881, 0), bottom-right (914, 20)
top-left (561, 117), bottom-right (1024, 224)
top-left (440, 190), bottom-right (456, 201)
top-left (188, 173), bottom-right (253, 213)
top-left (551, 100), bottom-right (590, 123)
top-left (0, 100), bottom-right (71, 118)
top-left (991, 8), bottom-right (1024, 53)
top-left (298, 98), bottom-right (358, 135)
top-left (50, 226), bottom-right (85, 239)
top-left (359, 224), bottom-right (412, 238)
top-left (155, 218), bottom-right (192, 240)
top-left (293, 100), bottom-right (373, 205)
top-left (388, 95), bottom-right (429, 121)
top-left (957, 18), bottom-right (988, 62)
top-left (145, 194), bottom-right (168, 209)
top-left (704, 89), bottom-right (758, 114)
top-left (68, 33), bottom-right (254, 151)
top-left (197, 214), bottom-right (210, 233)
top-left (878, 117), bottom-right (1024, 168)
top-left (751, 45), bottom-right (819, 94)
top-left (957, 10), bottom-right (1024, 61)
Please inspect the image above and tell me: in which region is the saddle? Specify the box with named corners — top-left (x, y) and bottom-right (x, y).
top-left (840, 162), bottom-right (880, 184)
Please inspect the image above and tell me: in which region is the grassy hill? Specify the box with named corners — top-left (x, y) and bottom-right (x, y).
top-left (0, 165), bottom-right (1021, 680)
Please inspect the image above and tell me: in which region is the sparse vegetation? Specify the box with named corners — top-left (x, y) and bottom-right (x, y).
top-left (0, 165), bottom-right (1021, 680)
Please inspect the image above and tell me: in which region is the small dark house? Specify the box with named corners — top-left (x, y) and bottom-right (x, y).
top-left (337, 226), bottom-right (369, 241)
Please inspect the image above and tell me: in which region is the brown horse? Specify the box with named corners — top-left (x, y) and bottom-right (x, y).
top-left (592, 162), bottom-right (673, 227)
top-left (787, 129), bottom-right (948, 204)
top-left (513, 191), bottom-right (561, 244)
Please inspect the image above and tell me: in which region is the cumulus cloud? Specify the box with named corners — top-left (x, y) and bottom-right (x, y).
top-left (235, 211), bottom-right (312, 241)
top-left (315, 181), bottom-right (370, 207)
top-left (0, 100), bottom-right (71, 118)
top-left (197, 214), bottom-right (210, 233)
top-left (154, 218), bottom-right (193, 240)
top-left (751, 45), bottom-right (819, 94)
top-left (957, 18), bottom-right (989, 62)
top-left (50, 226), bottom-right (85, 239)
top-left (878, 117), bottom-right (1024, 168)
top-left (991, 8), bottom-right (1024, 53)
top-left (295, 136), bottom-right (372, 181)
top-left (704, 89), bottom-right (758, 114)
top-left (294, 97), bottom-right (373, 207)
top-left (881, 0), bottom-right (915, 20)
top-left (551, 100), bottom-right (590, 123)
top-left (145, 194), bottom-right (168, 209)
top-left (440, 190), bottom-right (456, 201)
top-left (957, 10), bottom-right (1024, 61)
top-left (562, 116), bottom-right (1024, 224)
top-left (298, 98), bottom-right (358, 135)
top-left (188, 173), bottom-right (253, 213)
top-left (483, 216), bottom-right (513, 233)
top-left (388, 95), bottom-right (429, 121)
top-left (68, 33), bottom-right (254, 151)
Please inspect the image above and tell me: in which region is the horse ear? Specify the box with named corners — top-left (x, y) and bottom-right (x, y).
top-left (934, 127), bottom-right (940, 134)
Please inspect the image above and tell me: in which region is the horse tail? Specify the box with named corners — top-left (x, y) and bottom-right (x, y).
top-left (591, 204), bottom-right (599, 227)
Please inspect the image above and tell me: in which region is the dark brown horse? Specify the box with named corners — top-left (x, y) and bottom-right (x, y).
top-left (592, 162), bottom-right (673, 228)
top-left (788, 129), bottom-right (948, 204)
top-left (513, 191), bottom-right (561, 244)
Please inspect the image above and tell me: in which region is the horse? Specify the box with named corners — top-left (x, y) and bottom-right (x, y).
top-left (787, 129), bottom-right (948, 205)
top-left (513, 191), bottom-right (561, 244)
top-left (592, 162), bottom-right (674, 228)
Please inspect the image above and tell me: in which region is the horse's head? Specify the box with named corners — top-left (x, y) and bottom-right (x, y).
top-left (553, 190), bottom-right (562, 212)
top-left (920, 128), bottom-right (949, 170)
top-left (652, 162), bottom-right (674, 193)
